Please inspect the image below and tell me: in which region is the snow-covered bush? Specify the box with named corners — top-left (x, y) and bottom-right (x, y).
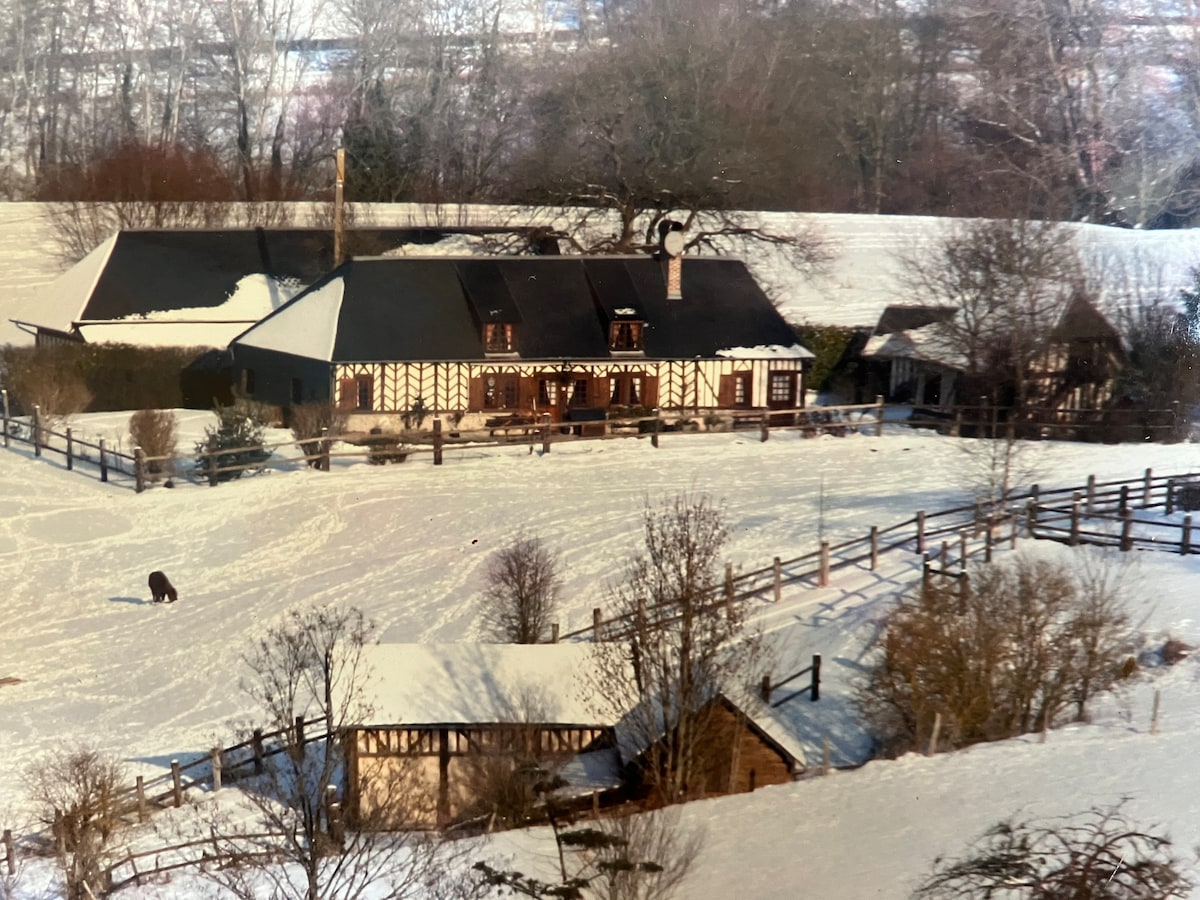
top-left (128, 408), bottom-right (177, 475)
top-left (194, 399), bottom-right (272, 483)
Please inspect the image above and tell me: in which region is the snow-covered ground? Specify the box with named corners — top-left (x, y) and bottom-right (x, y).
top-left (3, 411), bottom-right (1200, 898)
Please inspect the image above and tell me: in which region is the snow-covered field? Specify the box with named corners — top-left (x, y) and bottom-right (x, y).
top-left (3, 411), bottom-right (1200, 898)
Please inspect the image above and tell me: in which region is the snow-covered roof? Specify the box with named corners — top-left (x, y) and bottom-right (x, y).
top-left (716, 343), bottom-right (815, 360)
top-left (352, 643), bottom-right (617, 727)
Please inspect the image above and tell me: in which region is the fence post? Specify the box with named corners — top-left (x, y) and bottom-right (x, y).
top-left (206, 448), bottom-right (218, 487)
top-left (4, 827), bottom-right (14, 876)
top-left (294, 716), bottom-right (306, 753)
top-left (985, 521), bottom-right (993, 563)
top-left (875, 394), bottom-right (884, 437)
top-left (1166, 479), bottom-right (1175, 516)
top-left (916, 510), bottom-right (926, 554)
top-left (651, 408), bottom-right (660, 448)
top-left (550, 623), bottom-right (559, 643)
top-left (773, 556), bottom-right (782, 602)
top-left (432, 418), bottom-right (443, 466)
top-left (32, 405), bottom-right (41, 456)
top-left (1143, 467), bottom-right (1153, 508)
top-left (1086, 474), bottom-right (1096, 515)
top-left (869, 525), bottom-right (879, 570)
top-left (211, 748), bottom-right (222, 792)
top-left (542, 414), bottom-right (551, 455)
top-left (760, 412), bottom-right (769, 443)
top-left (958, 530), bottom-right (968, 568)
top-left (1069, 497), bottom-right (1081, 546)
top-left (760, 674), bottom-right (771, 703)
top-left (252, 729), bottom-right (265, 774)
top-left (171, 760), bottom-right (182, 808)
top-left (810, 654), bottom-right (821, 701)
top-left (1121, 508), bottom-right (1133, 552)
top-left (98, 438), bottom-right (108, 482)
top-left (136, 776), bottom-right (146, 823)
top-left (66, 427), bottom-right (74, 470)
top-left (927, 711), bottom-right (942, 757)
top-left (592, 607), bottom-right (602, 641)
top-left (1, 387), bottom-right (8, 449)
top-left (819, 542), bottom-right (830, 588)
top-left (1183, 516), bottom-right (1193, 556)
top-left (1119, 485), bottom-right (1129, 516)
top-left (134, 447), bottom-right (147, 493)
top-left (320, 426), bottom-right (330, 472)
top-left (724, 562), bottom-right (734, 611)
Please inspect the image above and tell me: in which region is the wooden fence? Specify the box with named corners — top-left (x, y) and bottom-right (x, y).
top-left (908, 401), bottom-right (1185, 442)
top-left (1, 392), bottom-right (886, 493)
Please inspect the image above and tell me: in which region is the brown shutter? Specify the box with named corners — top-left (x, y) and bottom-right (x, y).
top-left (718, 374), bottom-right (735, 408)
top-left (642, 375), bottom-right (660, 408)
top-left (468, 377), bottom-right (485, 411)
top-left (594, 377), bottom-right (611, 408)
top-left (337, 377), bottom-right (356, 410)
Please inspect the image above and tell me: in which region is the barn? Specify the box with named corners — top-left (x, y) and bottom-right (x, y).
top-left (228, 253), bottom-right (814, 429)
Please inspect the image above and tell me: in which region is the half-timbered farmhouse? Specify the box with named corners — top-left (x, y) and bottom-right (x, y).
top-left (228, 254), bottom-right (813, 429)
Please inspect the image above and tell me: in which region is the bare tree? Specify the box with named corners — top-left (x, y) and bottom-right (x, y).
top-left (594, 493), bottom-right (762, 803)
top-left (916, 801), bottom-right (1193, 899)
top-left (900, 217), bottom-right (1084, 419)
top-left (200, 603), bottom-right (466, 900)
top-left (857, 552), bottom-right (1134, 757)
top-left (479, 532), bottom-right (562, 644)
top-left (24, 745), bottom-right (126, 900)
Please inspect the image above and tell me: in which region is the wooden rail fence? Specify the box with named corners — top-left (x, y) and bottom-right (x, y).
top-left (0, 391), bottom-right (886, 493)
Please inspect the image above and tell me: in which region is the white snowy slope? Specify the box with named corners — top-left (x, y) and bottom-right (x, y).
top-left (3, 413), bottom-right (1200, 898)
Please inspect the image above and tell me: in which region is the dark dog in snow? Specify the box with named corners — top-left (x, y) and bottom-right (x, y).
top-left (148, 570), bottom-right (178, 603)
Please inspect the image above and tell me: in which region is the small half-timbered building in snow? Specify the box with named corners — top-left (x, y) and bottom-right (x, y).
top-left (228, 254), bottom-right (813, 428)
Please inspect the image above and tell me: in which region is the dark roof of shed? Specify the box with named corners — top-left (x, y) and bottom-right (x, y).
top-left (1052, 294), bottom-right (1121, 343)
top-left (874, 304), bottom-right (959, 335)
top-left (80, 227), bottom-right (493, 321)
top-left (234, 255), bottom-right (799, 363)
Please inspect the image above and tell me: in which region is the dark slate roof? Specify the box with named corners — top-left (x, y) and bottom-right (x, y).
top-left (1052, 294), bottom-right (1121, 343)
top-left (874, 304), bottom-right (959, 335)
top-left (232, 255), bottom-right (801, 363)
top-left (79, 227), bottom-right (494, 321)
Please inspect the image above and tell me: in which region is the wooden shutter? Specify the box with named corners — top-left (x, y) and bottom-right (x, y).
top-left (718, 374), bottom-right (735, 408)
top-left (337, 377), bottom-right (356, 411)
top-left (468, 377), bottom-right (485, 411)
top-left (594, 377), bottom-right (611, 408)
top-left (642, 375), bottom-right (660, 408)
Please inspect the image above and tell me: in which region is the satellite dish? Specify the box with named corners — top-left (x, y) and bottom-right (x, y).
top-left (663, 230), bottom-right (685, 257)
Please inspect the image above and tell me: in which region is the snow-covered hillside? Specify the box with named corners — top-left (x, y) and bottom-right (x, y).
top-left (4, 204), bottom-right (1200, 347)
top-left (3, 413), bottom-right (1200, 898)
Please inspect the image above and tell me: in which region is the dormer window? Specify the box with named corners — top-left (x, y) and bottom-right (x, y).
top-left (484, 322), bottom-right (516, 353)
top-left (610, 321), bottom-right (644, 352)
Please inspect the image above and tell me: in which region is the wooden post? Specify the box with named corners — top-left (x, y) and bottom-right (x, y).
top-left (926, 712), bottom-right (942, 756)
top-left (1151, 688), bottom-right (1161, 735)
top-left (136, 776), bottom-right (146, 823)
top-left (819, 541), bottom-right (830, 588)
top-left (66, 427), bottom-right (74, 470)
top-left (211, 748), bottom-right (222, 792)
top-left (958, 530), bottom-right (968, 568)
top-left (171, 760), bottom-right (182, 808)
top-left (916, 510), bottom-right (926, 554)
top-left (1, 387), bottom-right (8, 449)
top-left (592, 607), bottom-right (602, 641)
top-left (206, 448), bottom-right (218, 487)
top-left (32, 404), bottom-right (41, 456)
top-left (320, 427), bottom-right (330, 472)
top-left (4, 827), bottom-right (14, 876)
top-left (760, 412), bottom-right (769, 442)
top-left (252, 729), bottom-right (265, 775)
top-left (959, 572), bottom-right (970, 610)
top-left (952, 408), bottom-right (962, 438)
top-left (1069, 498), bottom-right (1081, 546)
top-left (972, 499), bottom-right (984, 537)
top-left (724, 561), bottom-right (734, 607)
top-left (810, 654), bottom-right (821, 701)
top-left (294, 715), bottom-right (306, 752)
top-left (869, 525), bottom-right (879, 570)
top-left (135, 447), bottom-right (147, 493)
top-left (1166, 479), bottom-right (1175, 516)
top-left (1121, 508), bottom-right (1133, 552)
top-left (940, 540), bottom-right (949, 574)
top-left (1117, 483), bottom-right (1129, 515)
top-left (1183, 515), bottom-right (1193, 556)
top-left (651, 408), bottom-right (660, 448)
top-left (98, 437), bottom-right (108, 482)
top-left (546, 622), bottom-right (558, 643)
top-left (432, 418), bottom-right (443, 466)
top-left (985, 521), bottom-right (993, 563)
top-left (772, 556), bottom-right (782, 602)
top-left (875, 394), bottom-right (884, 437)
top-left (542, 414), bottom-right (551, 455)
top-left (1086, 474), bottom-right (1096, 515)
top-left (1143, 467), bottom-right (1153, 508)
top-left (921, 551), bottom-right (931, 590)
top-left (760, 674), bottom-right (771, 703)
